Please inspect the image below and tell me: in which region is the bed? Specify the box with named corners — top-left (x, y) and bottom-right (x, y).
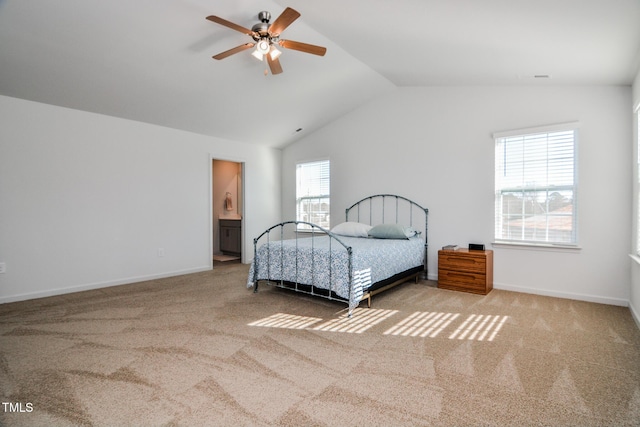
top-left (247, 194), bottom-right (428, 316)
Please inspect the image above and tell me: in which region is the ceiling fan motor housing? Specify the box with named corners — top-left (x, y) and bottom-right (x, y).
top-left (251, 22), bottom-right (270, 36)
top-left (252, 11), bottom-right (278, 42)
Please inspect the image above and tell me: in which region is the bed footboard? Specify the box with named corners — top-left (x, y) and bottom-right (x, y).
top-left (250, 221), bottom-right (363, 315)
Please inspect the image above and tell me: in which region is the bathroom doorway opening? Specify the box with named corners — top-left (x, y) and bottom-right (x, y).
top-left (212, 159), bottom-right (243, 266)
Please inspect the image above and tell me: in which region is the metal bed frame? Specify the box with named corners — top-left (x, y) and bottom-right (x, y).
top-left (251, 194), bottom-right (429, 315)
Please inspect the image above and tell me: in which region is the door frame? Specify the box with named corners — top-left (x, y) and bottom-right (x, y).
top-left (210, 155), bottom-right (246, 266)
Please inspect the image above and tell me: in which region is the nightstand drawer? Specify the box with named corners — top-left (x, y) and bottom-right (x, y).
top-left (438, 269), bottom-right (487, 290)
top-left (438, 252), bottom-right (486, 273)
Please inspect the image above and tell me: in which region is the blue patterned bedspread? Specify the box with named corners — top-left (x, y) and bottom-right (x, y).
top-left (247, 235), bottom-right (424, 309)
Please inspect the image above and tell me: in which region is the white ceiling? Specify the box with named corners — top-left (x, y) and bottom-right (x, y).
top-left (1, 0), bottom-right (639, 148)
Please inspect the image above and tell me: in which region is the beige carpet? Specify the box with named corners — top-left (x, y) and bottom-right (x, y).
top-left (1, 263), bottom-right (639, 426)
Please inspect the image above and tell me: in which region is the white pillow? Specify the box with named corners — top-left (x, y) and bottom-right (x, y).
top-left (331, 222), bottom-right (372, 238)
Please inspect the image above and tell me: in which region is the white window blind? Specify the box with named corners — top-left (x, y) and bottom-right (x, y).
top-left (636, 107), bottom-right (640, 255)
top-left (494, 124), bottom-right (578, 245)
top-left (296, 160), bottom-right (330, 230)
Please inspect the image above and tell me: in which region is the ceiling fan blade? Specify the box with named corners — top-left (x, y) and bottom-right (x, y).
top-left (212, 43), bottom-right (254, 60)
top-left (266, 50), bottom-right (283, 75)
top-left (279, 40), bottom-right (327, 56)
top-left (268, 7), bottom-right (300, 37)
top-left (206, 15), bottom-right (256, 36)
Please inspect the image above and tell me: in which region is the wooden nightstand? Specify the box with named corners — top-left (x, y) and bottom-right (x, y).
top-left (438, 249), bottom-right (493, 295)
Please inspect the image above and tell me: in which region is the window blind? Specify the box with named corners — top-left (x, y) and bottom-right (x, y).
top-left (636, 108), bottom-right (640, 255)
top-left (494, 126), bottom-right (578, 245)
top-left (296, 160), bottom-right (330, 230)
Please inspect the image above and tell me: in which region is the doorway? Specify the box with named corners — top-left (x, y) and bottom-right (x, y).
top-left (212, 159), bottom-right (243, 265)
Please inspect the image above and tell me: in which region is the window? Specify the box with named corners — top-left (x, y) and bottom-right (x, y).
top-left (635, 106), bottom-right (640, 256)
top-left (494, 123), bottom-right (578, 245)
top-left (296, 159), bottom-right (330, 230)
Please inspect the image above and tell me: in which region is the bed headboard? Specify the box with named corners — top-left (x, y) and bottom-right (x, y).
top-left (345, 194), bottom-right (428, 236)
top-left (345, 194), bottom-right (429, 276)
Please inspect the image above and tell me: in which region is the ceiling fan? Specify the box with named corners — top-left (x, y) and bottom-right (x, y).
top-left (206, 7), bottom-right (327, 75)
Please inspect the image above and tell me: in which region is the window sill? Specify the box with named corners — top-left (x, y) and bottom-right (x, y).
top-left (629, 254), bottom-right (640, 266)
top-left (491, 241), bottom-right (582, 253)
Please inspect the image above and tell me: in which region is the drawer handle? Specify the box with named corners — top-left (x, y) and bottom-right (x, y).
top-left (449, 272), bottom-right (477, 280)
top-left (455, 258), bottom-right (479, 265)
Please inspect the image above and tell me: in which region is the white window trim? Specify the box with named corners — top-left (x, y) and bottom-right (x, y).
top-left (633, 102), bottom-right (640, 258)
top-left (492, 241), bottom-right (582, 252)
top-left (492, 121), bottom-right (581, 139)
top-left (493, 121), bottom-right (580, 249)
top-left (295, 158), bottom-right (331, 231)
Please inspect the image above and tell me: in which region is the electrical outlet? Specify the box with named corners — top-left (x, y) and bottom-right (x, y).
top-left (0, 262), bottom-right (6, 273)
top-left (157, 248), bottom-right (165, 257)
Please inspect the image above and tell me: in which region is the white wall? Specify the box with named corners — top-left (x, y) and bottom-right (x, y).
top-left (0, 95), bottom-right (281, 303)
top-left (283, 85), bottom-right (632, 306)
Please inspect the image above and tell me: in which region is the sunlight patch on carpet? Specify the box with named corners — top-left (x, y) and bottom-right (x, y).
top-left (248, 310), bottom-right (510, 340)
top-left (383, 311), bottom-right (460, 338)
top-left (247, 313), bottom-right (323, 329)
top-left (247, 309), bottom-right (398, 334)
top-left (312, 308), bottom-right (398, 334)
top-left (449, 314), bottom-right (509, 341)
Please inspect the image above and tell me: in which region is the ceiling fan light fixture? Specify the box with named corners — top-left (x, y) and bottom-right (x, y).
top-left (269, 46), bottom-right (282, 60)
top-left (251, 49), bottom-right (264, 61)
top-left (251, 39), bottom-right (271, 61)
top-left (256, 39), bottom-right (270, 54)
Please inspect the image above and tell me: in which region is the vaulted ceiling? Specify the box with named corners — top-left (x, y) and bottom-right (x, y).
top-left (1, 0), bottom-right (639, 148)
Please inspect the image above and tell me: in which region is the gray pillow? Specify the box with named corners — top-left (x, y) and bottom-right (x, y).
top-left (368, 223), bottom-right (417, 239)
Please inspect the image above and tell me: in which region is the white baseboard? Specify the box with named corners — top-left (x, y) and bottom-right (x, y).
top-left (493, 282), bottom-right (629, 307)
top-left (0, 266), bottom-right (212, 304)
top-left (429, 274), bottom-right (629, 307)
